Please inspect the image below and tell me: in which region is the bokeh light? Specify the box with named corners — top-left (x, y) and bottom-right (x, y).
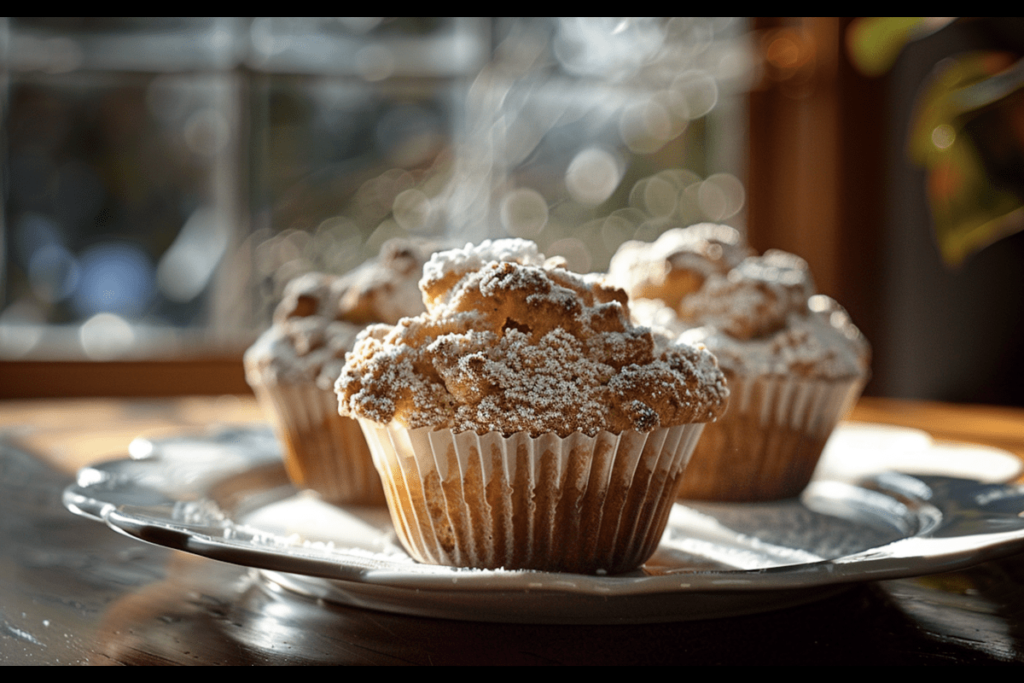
top-left (13, 212), bottom-right (63, 267)
top-left (0, 301), bottom-right (45, 358)
top-left (600, 213), bottom-right (635, 252)
top-left (2, 18), bottom-right (749, 359)
top-left (545, 237), bottom-right (592, 273)
top-left (699, 173), bottom-right (746, 220)
top-left (392, 189), bottom-right (434, 232)
top-left (565, 147), bottom-right (622, 206)
top-left (932, 124), bottom-right (956, 150)
top-left (79, 312), bottom-right (135, 359)
top-left (619, 99), bottom-right (674, 153)
top-left (500, 188), bottom-right (550, 237)
top-left (644, 176), bottom-right (680, 217)
top-left (156, 207), bottom-right (230, 303)
top-left (29, 243), bottom-right (79, 303)
top-left (669, 70), bottom-right (719, 120)
top-left (72, 242), bottom-right (156, 318)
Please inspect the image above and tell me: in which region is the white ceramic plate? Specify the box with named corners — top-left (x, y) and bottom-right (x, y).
top-left (816, 421), bottom-right (1023, 484)
top-left (63, 423), bottom-right (1024, 624)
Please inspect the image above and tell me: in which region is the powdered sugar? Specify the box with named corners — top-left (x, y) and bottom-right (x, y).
top-left (612, 227), bottom-right (870, 380)
top-left (679, 306), bottom-right (869, 379)
top-left (338, 239), bottom-right (728, 437)
top-left (420, 238), bottom-right (546, 307)
top-left (245, 319), bottom-right (364, 389)
top-left (608, 224), bottom-right (754, 309)
top-left (245, 238), bottom-right (436, 390)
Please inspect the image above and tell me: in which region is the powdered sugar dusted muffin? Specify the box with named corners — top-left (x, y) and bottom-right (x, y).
top-left (676, 252), bottom-right (867, 381)
top-left (245, 238), bottom-right (438, 505)
top-left (612, 228), bottom-right (870, 501)
top-left (609, 223), bottom-right (754, 311)
top-left (337, 238), bottom-right (728, 573)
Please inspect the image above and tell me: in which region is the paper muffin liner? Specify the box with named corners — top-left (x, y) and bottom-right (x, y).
top-left (675, 372), bottom-right (865, 502)
top-left (357, 420), bottom-right (706, 574)
top-left (251, 382), bottom-right (386, 506)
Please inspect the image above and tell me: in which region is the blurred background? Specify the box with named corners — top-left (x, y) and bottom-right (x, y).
top-left (1, 17), bottom-right (1022, 407)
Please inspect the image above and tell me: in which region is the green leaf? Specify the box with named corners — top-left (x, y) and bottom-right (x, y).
top-left (847, 17), bottom-right (955, 77)
top-left (908, 53), bottom-right (1024, 266)
top-left (925, 134), bottom-right (1024, 266)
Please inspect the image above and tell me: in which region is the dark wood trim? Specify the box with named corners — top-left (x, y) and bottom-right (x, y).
top-left (748, 17), bottom-right (887, 392)
top-left (0, 357), bottom-right (252, 399)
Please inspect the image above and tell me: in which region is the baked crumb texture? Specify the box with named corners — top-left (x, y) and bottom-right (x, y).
top-left (245, 238), bottom-right (436, 391)
top-left (609, 223), bottom-right (870, 501)
top-left (611, 226), bottom-right (869, 380)
top-left (337, 239), bottom-right (728, 438)
top-left (608, 223), bottom-right (754, 310)
top-left (242, 238), bottom-right (437, 506)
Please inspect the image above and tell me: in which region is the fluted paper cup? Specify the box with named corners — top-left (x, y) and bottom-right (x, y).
top-left (252, 383), bottom-right (386, 505)
top-left (358, 420), bottom-right (706, 574)
top-left (676, 373), bottom-right (865, 502)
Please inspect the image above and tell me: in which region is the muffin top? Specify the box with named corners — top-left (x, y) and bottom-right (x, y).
top-left (336, 239), bottom-right (728, 437)
top-left (677, 249), bottom-right (816, 341)
top-left (611, 226), bottom-right (870, 380)
top-left (244, 238), bottom-right (437, 390)
top-left (608, 223), bottom-right (754, 310)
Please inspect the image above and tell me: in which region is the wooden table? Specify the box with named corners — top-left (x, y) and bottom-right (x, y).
top-left (2, 395), bottom-right (1024, 664)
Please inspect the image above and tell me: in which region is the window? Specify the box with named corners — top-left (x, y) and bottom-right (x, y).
top-left (1, 18), bottom-right (751, 397)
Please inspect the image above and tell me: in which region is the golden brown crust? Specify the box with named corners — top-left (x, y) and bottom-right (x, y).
top-left (337, 240), bottom-right (728, 437)
top-left (609, 224), bottom-right (754, 309)
top-left (246, 238), bottom-right (438, 390)
top-left (335, 238), bottom-right (437, 325)
top-left (611, 229), bottom-right (870, 380)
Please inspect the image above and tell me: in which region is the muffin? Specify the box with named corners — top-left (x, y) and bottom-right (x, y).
top-left (608, 223), bottom-right (754, 311)
top-left (244, 238), bottom-right (437, 505)
top-left (611, 226), bottom-right (870, 502)
top-left (336, 238), bottom-right (728, 573)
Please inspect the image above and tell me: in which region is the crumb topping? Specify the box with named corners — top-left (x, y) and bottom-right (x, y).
top-left (611, 228), bottom-right (870, 380)
top-left (608, 223), bottom-right (754, 309)
top-left (419, 237), bottom-right (547, 308)
top-left (678, 249), bottom-right (816, 340)
top-left (245, 238), bottom-right (437, 389)
top-left (337, 239), bottom-right (728, 437)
